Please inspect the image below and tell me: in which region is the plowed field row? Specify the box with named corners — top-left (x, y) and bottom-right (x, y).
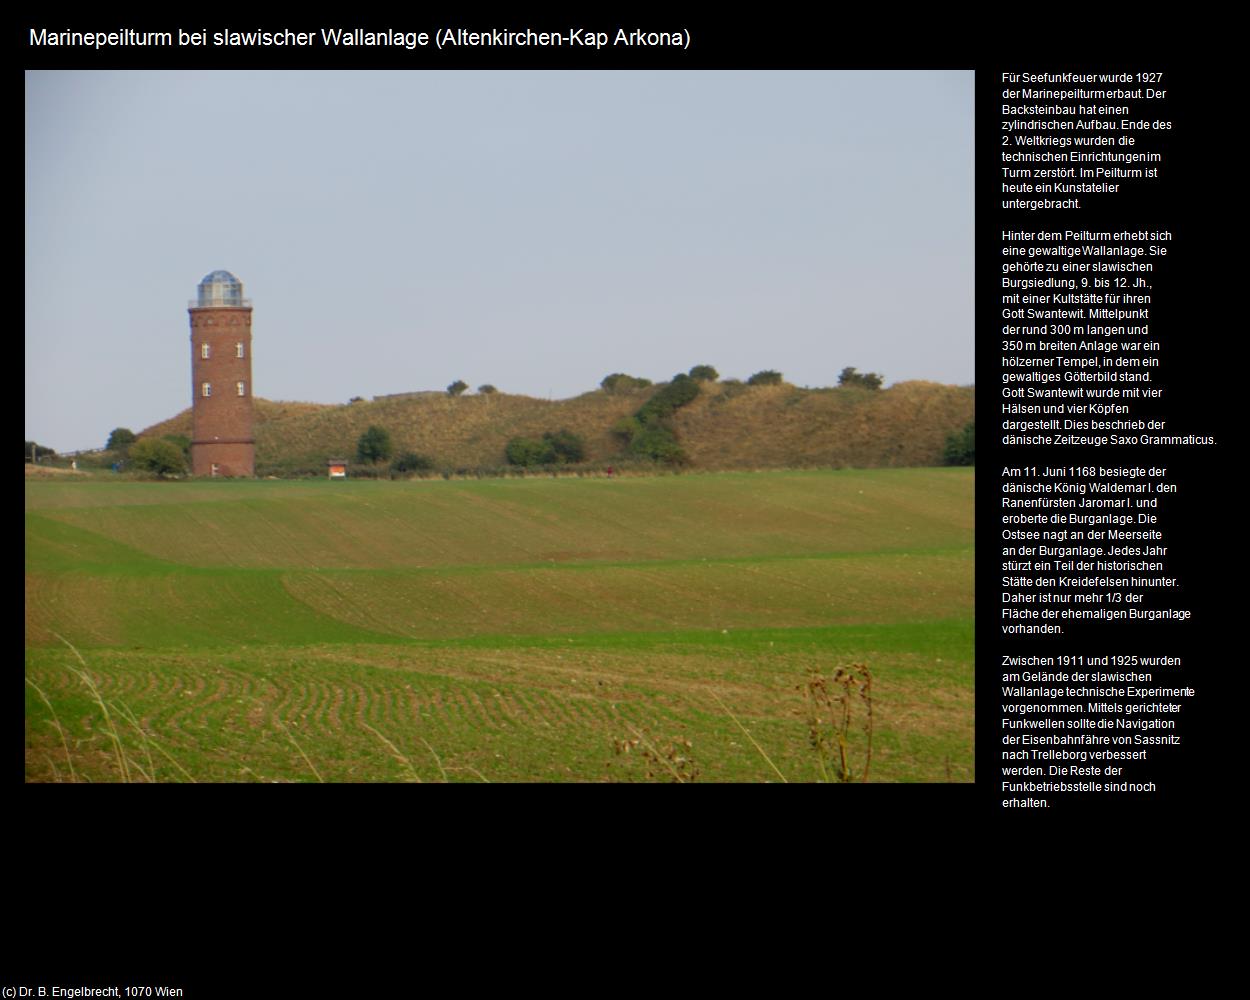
top-left (24, 623), bottom-right (973, 783)
top-left (25, 469), bottom-right (974, 782)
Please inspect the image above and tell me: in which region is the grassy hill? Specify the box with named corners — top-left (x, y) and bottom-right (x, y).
top-left (25, 469), bottom-right (973, 782)
top-left (138, 379), bottom-right (973, 475)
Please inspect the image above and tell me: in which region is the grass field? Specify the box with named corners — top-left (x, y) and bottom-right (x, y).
top-left (24, 468), bottom-right (974, 782)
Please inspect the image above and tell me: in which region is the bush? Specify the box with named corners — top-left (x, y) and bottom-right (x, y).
top-left (106, 427), bottom-right (136, 452)
top-left (747, 370), bottom-right (783, 386)
top-left (505, 430), bottom-right (586, 467)
top-left (505, 437), bottom-right (555, 467)
top-left (356, 425), bottom-right (393, 464)
top-left (611, 416), bottom-right (642, 445)
top-left (629, 425), bottom-right (687, 465)
top-left (391, 452), bottom-right (435, 474)
top-left (128, 438), bottom-right (186, 476)
top-left (477, 384), bottom-right (498, 394)
top-left (943, 422), bottom-right (975, 466)
top-left (688, 365), bottom-right (719, 382)
top-left (713, 379), bottom-right (749, 404)
top-left (543, 429), bottom-right (585, 463)
top-left (25, 440), bottom-right (56, 463)
top-left (601, 373), bottom-right (653, 393)
top-left (163, 434), bottom-right (191, 460)
top-left (72, 451), bottom-right (111, 470)
top-left (608, 374), bottom-right (701, 467)
top-left (838, 367), bottom-right (884, 390)
top-left (637, 374), bottom-right (700, 425)
top-left (447, 380), bottom-right (468, 396)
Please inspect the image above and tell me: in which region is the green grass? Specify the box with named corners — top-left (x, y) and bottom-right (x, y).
top-left (25, 468), bottom-right (973, 782)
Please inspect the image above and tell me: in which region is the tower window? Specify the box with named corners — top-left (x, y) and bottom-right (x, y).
top-left (236, 342), bottom-right (245, 358)
top-left (202, 382), bottom-right (212, 397)
top-left (237, 381), bottom-right (246, 397)
top-left (201, 343), bottom-right (211, 359)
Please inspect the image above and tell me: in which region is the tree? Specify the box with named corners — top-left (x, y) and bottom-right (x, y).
top-left (356, 425), bottom-right (393, 464)
top-left (128, 438), bottom-right (186, 476)
top-left (747, 370), bottom-right (783, 386)
top-left (688, 365), bottom-right (719, 382)
top-left (477, 384), bottom-right (498, 394)
top-left (943, 422), bottom-right (975, 466)
top-left (838, 367), bottom-right (884, 390)
top-left (601, 373), bottom-right (653, 393)
top-left (25, 441), bottom-right (56, 463)
top-left (447, 380), bottom-right (468, 396)
top-left (107, 427), bottom-right (136, 452)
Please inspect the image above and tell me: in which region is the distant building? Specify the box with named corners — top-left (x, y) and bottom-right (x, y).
top-left (189, 270), bottom-right (254, 476)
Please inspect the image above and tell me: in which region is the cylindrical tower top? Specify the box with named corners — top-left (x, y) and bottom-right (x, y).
top-left (195, 269), bottom-right (247, 307)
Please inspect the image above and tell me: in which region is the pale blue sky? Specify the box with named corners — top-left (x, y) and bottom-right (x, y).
top-left (26, 70), bottom-right (973, 452)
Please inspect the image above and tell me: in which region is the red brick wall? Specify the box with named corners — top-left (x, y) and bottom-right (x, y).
top-left (189, 306), bottom-right (254, 476)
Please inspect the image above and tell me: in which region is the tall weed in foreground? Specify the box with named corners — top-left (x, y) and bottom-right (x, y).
top-left (710, 671), bottom-right (875, 783)
top-left (710, 691), bottom-right (788, 783)
top-left (610, 723), bottom-right (700, 783)
top-left (801, 665), bottom-right (874, 782)
top-left (31, 634), bottom-right (198, 783)
top-left (27, 638), bottom-right (479, 783)
top-left (24, 674), bottom-right (77, 783)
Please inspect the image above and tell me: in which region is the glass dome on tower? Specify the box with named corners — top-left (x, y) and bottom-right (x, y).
top-left (195, 269), bottom-right (246, 307)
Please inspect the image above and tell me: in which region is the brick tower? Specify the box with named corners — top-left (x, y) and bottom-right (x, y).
top-left (189, 270), bottom-right (254, 477)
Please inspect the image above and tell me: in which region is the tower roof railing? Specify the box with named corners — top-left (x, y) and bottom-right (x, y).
top-left (188, 299), bottom-right (253, 309)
